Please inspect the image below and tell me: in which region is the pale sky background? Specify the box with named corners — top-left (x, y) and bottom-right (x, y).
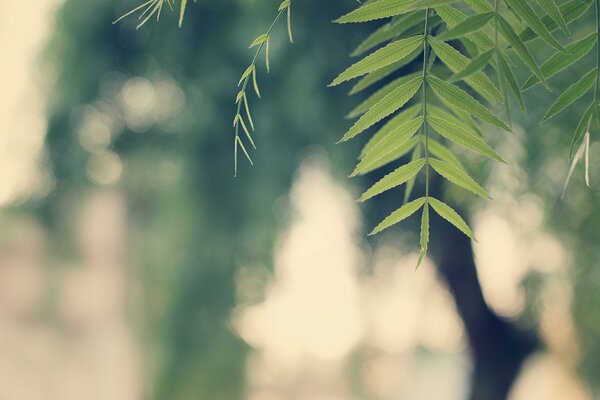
top-left (0, 0), bottom-right (62, 205)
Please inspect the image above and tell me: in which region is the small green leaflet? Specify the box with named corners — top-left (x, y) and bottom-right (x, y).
top-left (250, 34), bottom-right (268, 48)
top-left (350, 48), bottom-right (423, 95)
top-left (504, 0), bottom-right (564, 51)
top-left (427, 115), bottom-right (505, 162)
top-left (360, 158), bottom-right (426, 202)
top-left (359, 137), bottom-right (420, 175)
top-left (570, 103), bottom-right (594, 157)
top-left (429, 37), bottom-right (502, 103)
top-left (335, 0), bottom-right (417, 24)
top-left (417, 204), bottom-right (430, 267)
top-left (438, 12), bottom-right (494, 41)
top-left (330, 35), bottom-right (424, 86)
top-left (536, 0), bottom-right (570, 36)
top-left (179, 0), bottom-right (187, 27)
top-left (435, 5), bottom-right (495, 50)
top-left (412, 0), bottom-right (461, 7)
top-left (428, 198), bottom-right (476, 241)
top-left (348, 72), bottom-right (422, 119)
top-left (450, 49), bottom-right (495, 83)
top-left (341, 76), bottom-right (423, 142)
top-left (286, 1), bottom-right (293, 43)
top-left (522, 33), bottom-right (597, 91)
top-left (427, 75), bottom-right (510, 131)
top-left (563, 131), bottom-right (591, 197)
top-left (427, 138), bottom-right (467, 171)
top-left (370, 197), bottom-right (427, 235)
top-left (464, 0), bottom-right (493, 13)
top-left (429, 158), bottom-right (490, 198)
top-left (428, 105), bottom-right (480, 137)
top-left (352, 11), bottom-right (426, 57)
top-left (352, 117), bottom-right (424, 176)
top-left (543, 68), bottom-right (597, 121)
top-left (360, 104), bottom-right (421, 157)
top-left (497, 52), bottom-right (526, 114)
top-left (497, 15), bottom-right (548, 89)
top-left (520, 0), bottom-right (592, 43)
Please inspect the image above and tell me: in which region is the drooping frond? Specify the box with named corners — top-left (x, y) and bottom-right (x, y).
top-left (114, 0), bottom-right (190, 28)
top-left (111, 0), bottom-right (600, 259)
top-left (331, 0), bottom-right (598, 265)
top-left (232, 0), bottom-right (294, 176)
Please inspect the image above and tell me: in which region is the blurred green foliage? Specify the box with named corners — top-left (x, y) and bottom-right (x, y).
top-left (42, 0), bottom-right (371, 398)
top-left (34, 0), bottom-right (600, 398)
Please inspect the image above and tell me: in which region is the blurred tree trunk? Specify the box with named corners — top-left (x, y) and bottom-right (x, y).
top-left (430, 211), bottom-right (539, 400)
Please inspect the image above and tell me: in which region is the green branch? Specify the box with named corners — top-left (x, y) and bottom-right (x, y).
top-left (233, 0), bottom-right (293, 176)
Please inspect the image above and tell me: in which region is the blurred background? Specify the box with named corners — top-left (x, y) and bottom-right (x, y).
top-left (1, 0), bottom-right (599, 399)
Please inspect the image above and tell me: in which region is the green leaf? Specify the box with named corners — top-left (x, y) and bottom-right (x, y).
top-left (341, 76), bottom-right (423, 142)
top-left (353, 117), bottom-right (424, 176)
top-left (448, 104), bottom-right (486, 137)
top-left (430, 104), bottom-right (486, 139)
top-left (570, 103), bottom-right (594, 157)
top-left (543, 68), bottom-right (597, 121)
top-left (370, 197), bottom-right (427, 235)
top-left (412, 0), bottom-right (461, 7)
top-left (536, 0), bottom-right (570, 36)
top-left (403, 145), bottom-right (422, 204)
top-left (234, 115), bottom-right (256, 149)
top-left (361, 104), bottom-right (421, 157)
top-left (352, 11), bottom-right (426, 57)
top-left (464, 0), bottom-right (493, 13)
top-left (360, 158), bottom-right (426, 202)
top-left (438, 12), bottom-right (494, 41)
top-left (287, 2), bottom-right (293, 43)
top-left (252, 68), bottom-right (261, 97)
top-left (522, 33), bottom-right (597, 91)
top-left (563, 131), bottom-right (591, 196)
top-left (520, 0), bottom-right (592, 43)
top-left (350, 48), bottom-right (423, 95)
top-left (428, 198), bottom-right (476, 240)
top-left (497, 52), bottom-right (526, 114)
top-left (330, 35), bottom-right (424, 86)
top-left (278, 0), bottom-right (290, 11)
top-left (348, 72), bottom-right (421, 119)
top-left (497, 16), bottom-right (548, 89)
top-left (417, 204), bottom-right (430, 267)
top-left (505, 0), bottom-right (564, 51)
top-left (450, 48), bottom-right (495, 83)
top-left (435, 5), bottom-right (495, 50)
top-left (179, 0), bottom-right (187, 27)
top-left (238, 65), bottom-right (254, 86)
top-left (361, 137), bottom-right (420, 176)
top-left (335, 0), bottom-right (417, 23)
top-left (428, 115), bottom-right (505, 162)
top-left (429, 158), bottom-right (490, 198)
top-left (427, 138), bottom-right (467, 171)
top-left (427, 75), bottom-right (510, 131)
top-left (249, 34), bottom-right (269, 48)
top-left (429, 37), bottom-right (502, 103)
top-left (236, 136), bottom-right (254, 165)
top-left (428, 105), bottom-right (480, 137)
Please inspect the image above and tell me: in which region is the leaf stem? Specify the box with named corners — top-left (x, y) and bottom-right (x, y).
top-left (494, 0), bottom-right (512, 126)
top-left (582, 0), bottom-right (600, 143)
top-left (494, 0), bottom-right (499, 46)
top-left (234, 5), bottom-right (288, 176)
top-left (422, 8), bottom-right (431, 199)
top-left (594, 0), bottom-right (600, 105)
